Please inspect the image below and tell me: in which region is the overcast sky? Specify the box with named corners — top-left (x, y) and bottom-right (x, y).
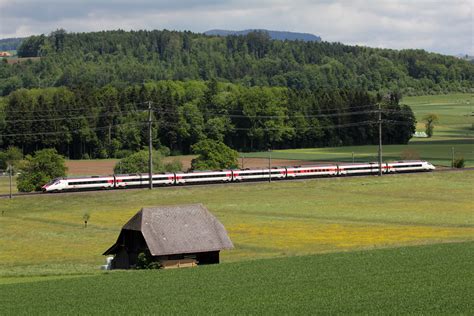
top-left (0, 0), bottom-right (472, 55)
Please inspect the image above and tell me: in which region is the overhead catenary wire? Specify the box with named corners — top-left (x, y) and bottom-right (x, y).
top-left (2, 109), bottom-right (382, 123)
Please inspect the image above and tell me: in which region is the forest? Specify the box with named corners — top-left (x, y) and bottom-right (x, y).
top-left (2, 29), bottom-right (469, 158)
top-left (0, 29), bottom-right (472, 97)
top-left (0, 81), bottom-right (415, 158)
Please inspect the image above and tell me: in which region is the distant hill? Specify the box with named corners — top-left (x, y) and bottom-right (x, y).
top-left (204, 29), bottom-right (321, 42)
top-left (457, 54), bottom-right (474, 64)
top-left (5, 29), bottom-right (473, 97)
top-left (0, 37), bottom-right (24, 51)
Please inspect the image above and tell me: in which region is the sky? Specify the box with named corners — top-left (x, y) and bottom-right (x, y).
top-left (0, 0), bottom-right (472, 56)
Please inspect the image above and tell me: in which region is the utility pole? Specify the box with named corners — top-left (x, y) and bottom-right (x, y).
top-left (268, 149), bottom-right (272, 183)
top-left (8, 164), bottom-right (12, 199)
top-left (378, 103), bottom-right (383, 176)
top-left (451, 147), bottom-right (455, 168)
top-left (148, 101), bottom-right (153, 190)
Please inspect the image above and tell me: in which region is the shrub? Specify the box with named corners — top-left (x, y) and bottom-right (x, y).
top-left (157, 146), bottom-right (171, 157)
top-left (136, 252), bottom-right (161, 269)
top-left (164, 159), bottom-right (183, 172)
top-left (453, 157), bottom-right (465, 168)
top-left (113, 150), bottom-right (164, 174)
top-left (17, 148), bottom-right (67, 192)
top-left (191, 139), bottom-right (239, 170)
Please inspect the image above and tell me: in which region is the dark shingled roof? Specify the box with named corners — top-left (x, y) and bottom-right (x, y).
top-left (104, 204), bottom-right (233, 256)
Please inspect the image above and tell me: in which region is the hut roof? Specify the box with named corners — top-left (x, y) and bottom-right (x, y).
top-left (104, 204), bottom-right (233, 256)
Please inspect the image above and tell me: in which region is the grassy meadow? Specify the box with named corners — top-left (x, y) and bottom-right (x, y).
top-left (243, 93), bottom-right (473, 166)
top-left (0, 170), bottom-right (472, 281)
top-left (1, 242), bottom-right (472, 314)
top-left (0, 176), bottom-right (17, 195)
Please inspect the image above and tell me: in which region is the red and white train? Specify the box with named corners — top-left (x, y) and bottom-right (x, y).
top-left (42, 160), bottom-right (435, 192)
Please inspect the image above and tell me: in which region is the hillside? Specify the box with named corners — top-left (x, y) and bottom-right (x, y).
top-left (0, 37), bottom-right (23, 51)
top-left (204, 29), bottom-right (321, 42)
top-left (0, 29), bottom-right (472, 96)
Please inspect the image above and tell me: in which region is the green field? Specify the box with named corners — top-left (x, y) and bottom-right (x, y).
top-left (0, 176), bottom-right (17, 195)
top-left (1, 171), bottom-right (472, 281)
top-left (243, 93), bottom-right (474, 166)
top-left (1, 242), bottom-right (472, 314)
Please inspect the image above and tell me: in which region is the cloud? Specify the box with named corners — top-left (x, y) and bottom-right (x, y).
top-left (0, 0), bottom-right (472, 55)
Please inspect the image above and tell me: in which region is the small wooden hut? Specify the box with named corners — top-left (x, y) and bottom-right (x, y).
top-left (103, 204), bottom-right (233, 269)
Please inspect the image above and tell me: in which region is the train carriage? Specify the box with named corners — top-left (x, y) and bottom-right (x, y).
top-left (42, 176), bottom-right (115, 191)
top-left (174, 170), bottom-right (232, 184)
top-left (338, 163), bottom-right (381, 175)
top-left (386, 161), bottom-right (434, 173)
top-left (233, 168), bottom-right (286, 181)
top-left (286, 165), bottom-right (338, 178)
top-left (114, 173), bottom-right (174, 187)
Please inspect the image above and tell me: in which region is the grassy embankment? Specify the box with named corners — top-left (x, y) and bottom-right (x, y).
top-left (0, 170), bottom-right (472, 282)
top-left (1, 242), bottom-right (472, 314)
top-left (243, 93), bottom-right (474, 167)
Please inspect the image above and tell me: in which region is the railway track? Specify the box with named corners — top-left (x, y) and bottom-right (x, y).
top-left (1, 167), bottom-right (472, 199)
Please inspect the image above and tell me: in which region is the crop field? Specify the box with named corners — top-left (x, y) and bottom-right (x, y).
top-left (0, 170), bottom-right (472, 281)
top-left (1, 241), bottom-right (472, 314)
top-left (243, 93), bottom-right (473, 167)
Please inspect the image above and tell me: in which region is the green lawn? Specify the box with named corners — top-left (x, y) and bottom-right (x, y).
top-left (1, 242), bottom-right (472, 314)
top-left (1, 171), bottom-right (472, 280)
top-left (0, 176), bottom-right (17, 195)
top-left (242, 93), bottom-right (474, 166)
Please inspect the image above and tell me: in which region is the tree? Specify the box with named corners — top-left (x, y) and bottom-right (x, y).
top-left (422, 113), bottom-right (439, 138)
top-left (0, 146), bottom-right (23, 171)
top-left (191, 139), bottom-right (239, 170)
top-left (113, 150), bottom-right (164, 174)
top-left (17, 149), bottom-right (67, 192)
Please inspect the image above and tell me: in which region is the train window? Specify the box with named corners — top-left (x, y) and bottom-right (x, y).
top-left (394, 164), bottom-right (422, 168)
top-left (344, 166), bottom-right (373, 170)
top-left (123, 178), bottom-right (142, 182)
top-left (238, 171), bottom-right (266, 176)
top-left (68, 180), bottom-right (110, 185)
top-left (181, 173), bottom-right (229, 179)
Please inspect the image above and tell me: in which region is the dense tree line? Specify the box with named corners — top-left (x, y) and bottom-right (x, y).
top-left (0, 37), bottom-right (23, 51)
top-left (0, 80), bottom-right (415, 158)
top-left (0, 29), bottom-right (472, 96)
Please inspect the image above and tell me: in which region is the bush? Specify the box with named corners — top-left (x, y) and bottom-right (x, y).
top-left (114, 149), bottom-right (133, 159)
top-left (157, 146), bottom-right (171, 157)
top-left (453, 157), bottom-right (465, 168)
top-left (191, 139), bottom-right (239, 170)
top-left (113, 150), bottom-right (165, 174)
top-left (164, 159), bottom-right (183, 172)
top-left (136, 252), bottom-right (161, 269)
top-left (17, 149), bottom-right (67, 192)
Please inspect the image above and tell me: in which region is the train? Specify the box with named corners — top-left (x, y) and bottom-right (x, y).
top-left (41, 160), bottom-right (435, 192)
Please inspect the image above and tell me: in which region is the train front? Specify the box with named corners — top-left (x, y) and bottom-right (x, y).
top-left (42, 178), bottom-right (63, 192)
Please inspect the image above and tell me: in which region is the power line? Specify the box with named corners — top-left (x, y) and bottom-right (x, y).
top-left (0, 122), bottom-right (148, 137)
top-left (2, 108), bottom-right (381, 124)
